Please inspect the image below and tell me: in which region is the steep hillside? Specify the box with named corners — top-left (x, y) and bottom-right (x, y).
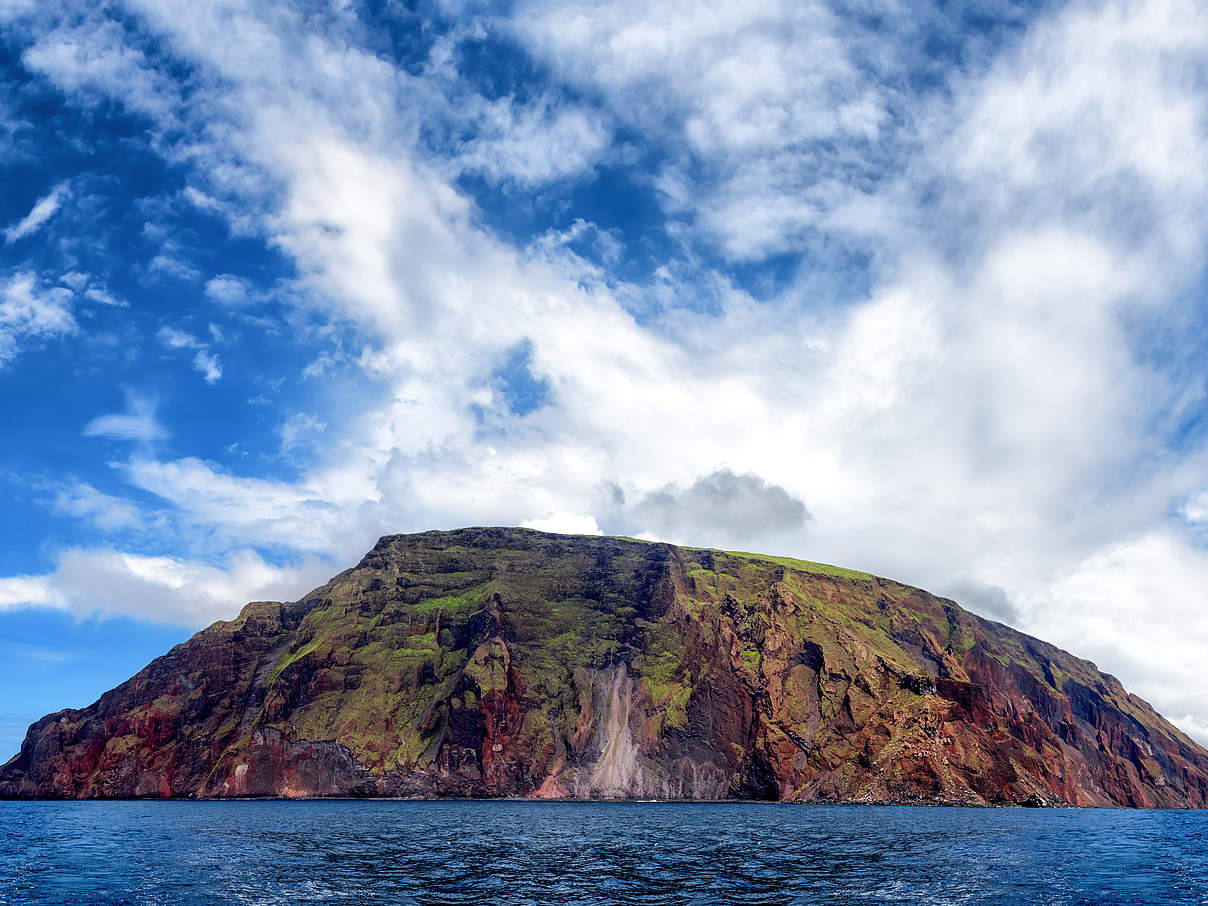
top-left (3, 528), bottom-right (1207, 805)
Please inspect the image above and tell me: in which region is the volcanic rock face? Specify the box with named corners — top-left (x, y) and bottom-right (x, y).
top-left (4, 527), bottom-right (1208, 805)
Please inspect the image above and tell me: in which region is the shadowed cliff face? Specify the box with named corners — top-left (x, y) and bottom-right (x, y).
top-left (4, 527), bottom-right (1208, 805)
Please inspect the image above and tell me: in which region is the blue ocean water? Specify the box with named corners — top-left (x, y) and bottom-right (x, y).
top-left (1, 801), bottom-right (1206, 905)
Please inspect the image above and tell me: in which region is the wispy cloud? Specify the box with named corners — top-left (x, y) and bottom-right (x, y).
top-left (21, 19), bottom-right (181, 124)
top-left (203, 274), bottom-right (263, 307)
top-left (82, 286), bottom-right (128, 308)
top-left (0, 271), bottom-right (76, 367)
top-left (82, 391), bottom-right (169, 443)
top-left (278, 412), bottom-right (325, 457)
top-left (4, 182), bottom-right (69, 243)
top-left (156, 326), bottom-right (222, 383)
top-left (0, 642), bottom-right (76, 664)
top-left (49, 480), bottom-right (144, 531)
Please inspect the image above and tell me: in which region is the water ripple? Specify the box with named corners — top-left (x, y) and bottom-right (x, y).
top-left (1, 801), bottom-right (1207, 905)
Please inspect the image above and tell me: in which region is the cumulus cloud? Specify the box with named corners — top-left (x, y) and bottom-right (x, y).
top-left (628, 470), bottom-right (810, 549)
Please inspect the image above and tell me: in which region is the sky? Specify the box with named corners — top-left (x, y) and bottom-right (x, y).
top-left (0, 0), bottom-right (1207, 759)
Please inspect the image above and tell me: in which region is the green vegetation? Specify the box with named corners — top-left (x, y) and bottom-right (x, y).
top-left (269, 638), bottom-right (321, 684)
top-left (411, 585), bottom-right (489, 614)
top-left (638, 632), bottom-right (691, 731)
top-left (176, 527), bottom-right (1198, 799)
top-left (721, 550), bottom-right (875, 581)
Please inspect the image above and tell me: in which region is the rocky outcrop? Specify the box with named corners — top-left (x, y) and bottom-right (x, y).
top-left (3, 527), bottom-right (1208, 805)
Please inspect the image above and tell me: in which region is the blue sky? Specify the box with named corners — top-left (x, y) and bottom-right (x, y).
top-left (2, 0), bottom-right (1208, 759)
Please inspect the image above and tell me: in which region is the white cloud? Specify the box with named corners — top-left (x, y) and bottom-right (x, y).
top-left (521, 511), bottom-right (602, 536)
top-left (301, 349), bottom-right (343, 379)
top-left (204, 274), bottom-right (259, 306)
top-left (147, 253), bottom-right (201, 281)
top-left (1185, 494), bottom-right (1208, 525)
top-left (181, 185), bottom-right (223, 214)
top-left (456, 94), bottom-right (611, 187)
top-left (4, 182), bottom-right (69, 243)
top-left (7, 0), bottom-right (1208, 747)
top-left (1023, 531), bottom-right (1208, 738)
top-left (0, 548), bottom-right (331, 626)
top-left (157, 326), bottom-right (200, 350)
top-left (1175, 714), bottom-right (1208, 745)
top-left (510, 0), bottom-right (892, 260)
top-left (0, 271), bottom-right (76, 367)
top-left (278, 412), bottom-right (325, 455)
top-left (82, 392), bottom-right (169, 443)
top-left (513, 0), bottom-right (880, 155)
top-left (122, 456), bottom-right (356, 555)
top-left (157, 326), bottom-right (222, 382)
top-left (0, 575), bottom-right (58, 611)
top-left (50, 481), bottom-right (144, 531)
top-left (0, 0), bottom-right (38, 23)
top-left (192, 349), bottom-right (222, 383)
top-left (82, 285), bottom-right (128, 307)
top-left (21, 19), bottom-right (180, 123)
top-left (57, 271), bottom-right (89, 291)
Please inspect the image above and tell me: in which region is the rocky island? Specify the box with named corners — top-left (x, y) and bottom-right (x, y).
top-left (3, 527), bottom-right (1206, 806)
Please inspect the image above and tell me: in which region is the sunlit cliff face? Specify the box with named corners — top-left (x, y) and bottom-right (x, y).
top-left (6, 530), bottom-right (1206, 807)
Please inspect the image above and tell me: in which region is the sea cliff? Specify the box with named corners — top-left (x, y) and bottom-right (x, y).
top-left (4, 527), bottom-right (1207, 806)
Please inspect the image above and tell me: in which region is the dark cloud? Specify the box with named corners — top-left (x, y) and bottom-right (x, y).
top-left (944, 580), bottom-right (1020, 626)
top-left (629, 470), bottom-right (809, 546)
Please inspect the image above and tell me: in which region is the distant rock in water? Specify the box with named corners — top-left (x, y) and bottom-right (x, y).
top-left (3, 527), bottom-right (1207, 805)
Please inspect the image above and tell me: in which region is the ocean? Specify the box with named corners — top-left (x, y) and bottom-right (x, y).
top-left (1, 800), bottom-right (1206, 904)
